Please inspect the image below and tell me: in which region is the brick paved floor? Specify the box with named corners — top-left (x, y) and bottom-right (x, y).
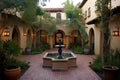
top-left (18, 48), bottom-right (101, 80)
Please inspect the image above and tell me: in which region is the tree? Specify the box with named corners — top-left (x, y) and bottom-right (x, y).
top-left (63, 0), bottom-right (88, 45)
top-left (21, 0), bottom-right (38, 24)
top-left (96, 0), bottom-right (111, 65)
top-left (101, 0), bottom-right (111, 65)
top-left (0, 0), bottom-right (39, 25)
top-left (42, 13), bottom-right (56, 35)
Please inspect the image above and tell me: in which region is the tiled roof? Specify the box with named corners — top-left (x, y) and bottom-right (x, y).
top-left (79, 0), bottom-right (87, 8)
top-left (111, 6), bottom-right (120, 15)
top-left (44, 8), bottom-right (64, 12)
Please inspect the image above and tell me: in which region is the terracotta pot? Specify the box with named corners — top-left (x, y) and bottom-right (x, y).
top-left (4, 67), bottom-right (21, 80)
top-left (103, 66), bottom-right (119, 80)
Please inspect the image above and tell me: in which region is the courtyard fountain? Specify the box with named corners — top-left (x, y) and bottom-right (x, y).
top-left (43, 40), bottom-right (77, 70)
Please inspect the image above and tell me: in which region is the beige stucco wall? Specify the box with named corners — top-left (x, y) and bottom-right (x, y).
top-left (82, 0), bottom-right (97, 23)
top-left (81, 0), bottom-right (101, 55)
top-left (110, 14), bottom-right (120, 49)
top-left (50, 12), bottom-right (66, 20)
top-left (0, 13), bottom-right (33, 51)
top-left (85, 24), bottom-right (101, 55)
top-left (81, 0), bottom-right (120, 54)
top-left (111, 0), bottom-right (120, 8)
top-left (56, 24), bottom-right (71, 35)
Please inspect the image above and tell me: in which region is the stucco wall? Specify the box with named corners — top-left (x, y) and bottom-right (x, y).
top-left (0, 14), bottom-right (32, 51)
top-left (110, 14), bottom-right (120, 49)
top-left (111, 0), bottom-right (120, 8)
top-left (81, 0), bottom-right (97, 23)
top-left (50, 12), bottom-right (66, 20)
top-left (85, 24), bottom-right (101, 55)
top-left (81, 0), bottom-right (101, 55)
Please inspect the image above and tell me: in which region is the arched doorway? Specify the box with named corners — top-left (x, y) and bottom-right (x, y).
top-left (12, 26), bottom-right (20, 46)
top-left (89, 28), bottom-right (95, 54)
top-left (54, 30), bottom-right (65, 45)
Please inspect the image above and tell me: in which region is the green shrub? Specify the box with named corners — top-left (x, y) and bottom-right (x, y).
top-left (3, 40), bottom-right (21, 58)
top-left (14, 59), bottom-right (29, 70)
top-left (0, 39), bottom-right (3, 50)
top-left (90, 55), bottom-right (103, 73)
top-left (4, 58), bottom-right (29, 69)
top-left (106, 49), bottom-right (120, 68)
top-left (30, 42), bottom-right (50, 55)
top-left (68, 43), bottom-right (83, 54)
top-left (73, 46), bottom-right (84, 54)
top-left (91, 49), bottom-right (120, 76)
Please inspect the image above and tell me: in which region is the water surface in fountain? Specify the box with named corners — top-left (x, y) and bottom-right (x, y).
top-left (46, 53), bottom-right (73, 59)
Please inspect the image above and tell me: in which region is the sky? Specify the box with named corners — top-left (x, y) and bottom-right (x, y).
top-left (39, 0), bottom-right (83, 8)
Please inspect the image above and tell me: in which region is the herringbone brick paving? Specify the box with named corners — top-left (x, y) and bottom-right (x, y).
top-left (18, 48), bottom-right (101, 80)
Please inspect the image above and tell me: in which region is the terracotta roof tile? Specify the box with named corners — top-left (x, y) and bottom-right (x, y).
top-left (44, 8), bottom-right (64, 12)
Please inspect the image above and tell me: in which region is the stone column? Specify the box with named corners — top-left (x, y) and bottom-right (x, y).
top-left (49, 35), bottom-right (53, 48)
top-left (66, 35), bottom-right (70, 48)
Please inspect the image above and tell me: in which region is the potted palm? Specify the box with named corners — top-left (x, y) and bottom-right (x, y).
top-left (3, 40), bottom-right (21, 80)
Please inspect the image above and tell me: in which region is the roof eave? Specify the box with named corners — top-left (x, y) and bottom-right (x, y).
top-left (79, 0), bottom-right (87, 8)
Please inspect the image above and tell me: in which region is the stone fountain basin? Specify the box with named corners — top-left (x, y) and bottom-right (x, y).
top-left (43, 52), bottom-right (77, 70)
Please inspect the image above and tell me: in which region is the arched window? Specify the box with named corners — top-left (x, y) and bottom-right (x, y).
top-left (56, 13), bottom-right (61, 20)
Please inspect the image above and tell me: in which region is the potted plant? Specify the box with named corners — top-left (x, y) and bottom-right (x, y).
top-left (2, 40), bottom-right (21, 80)
top-left (103, 49), bottom-right (120, 80)
top-left (84, 44), bottom-right (90, 54)
top-left (103, 66), bottom-right (119, 80)
top-left (0, 40), bottom-right (6, 79)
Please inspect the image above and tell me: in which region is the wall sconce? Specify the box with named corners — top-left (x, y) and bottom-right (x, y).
top-left (32, 33), bottom-right (35, 37)
top-left (3, 28), bottom-right (10, 37)
top-left (23, 33), bottom-right (27, 36)
top-left (3, 31), bottom-right (10, 36)
top-left (113, 30), bottom-right (119, 36)
top-left (112, 22), bottom-right (119, 36)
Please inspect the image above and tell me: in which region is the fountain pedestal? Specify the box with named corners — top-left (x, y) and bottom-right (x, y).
top-left (55, 45), bottom-right (65, 59)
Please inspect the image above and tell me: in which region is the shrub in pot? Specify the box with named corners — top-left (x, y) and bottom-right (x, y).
top-left (0, 40), bottom-right (7, 79)
top-left (4, 58), bottom-right (21, 80)
top-left (103, 66), bottom-right (119, 80)
top-left (103, 49), bottom-right (120, 80)
top-left (3, 40), bottom-right (21, 80)
top-left (84, 44), bottom-right (90, 54)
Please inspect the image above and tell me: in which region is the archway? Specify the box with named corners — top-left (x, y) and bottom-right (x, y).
top-left (12, 26), bottom-right (20, 46)
top-left (89, 28), bottom-right (95, 54)
top-left (54, 30), bottom-right (65, 46)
